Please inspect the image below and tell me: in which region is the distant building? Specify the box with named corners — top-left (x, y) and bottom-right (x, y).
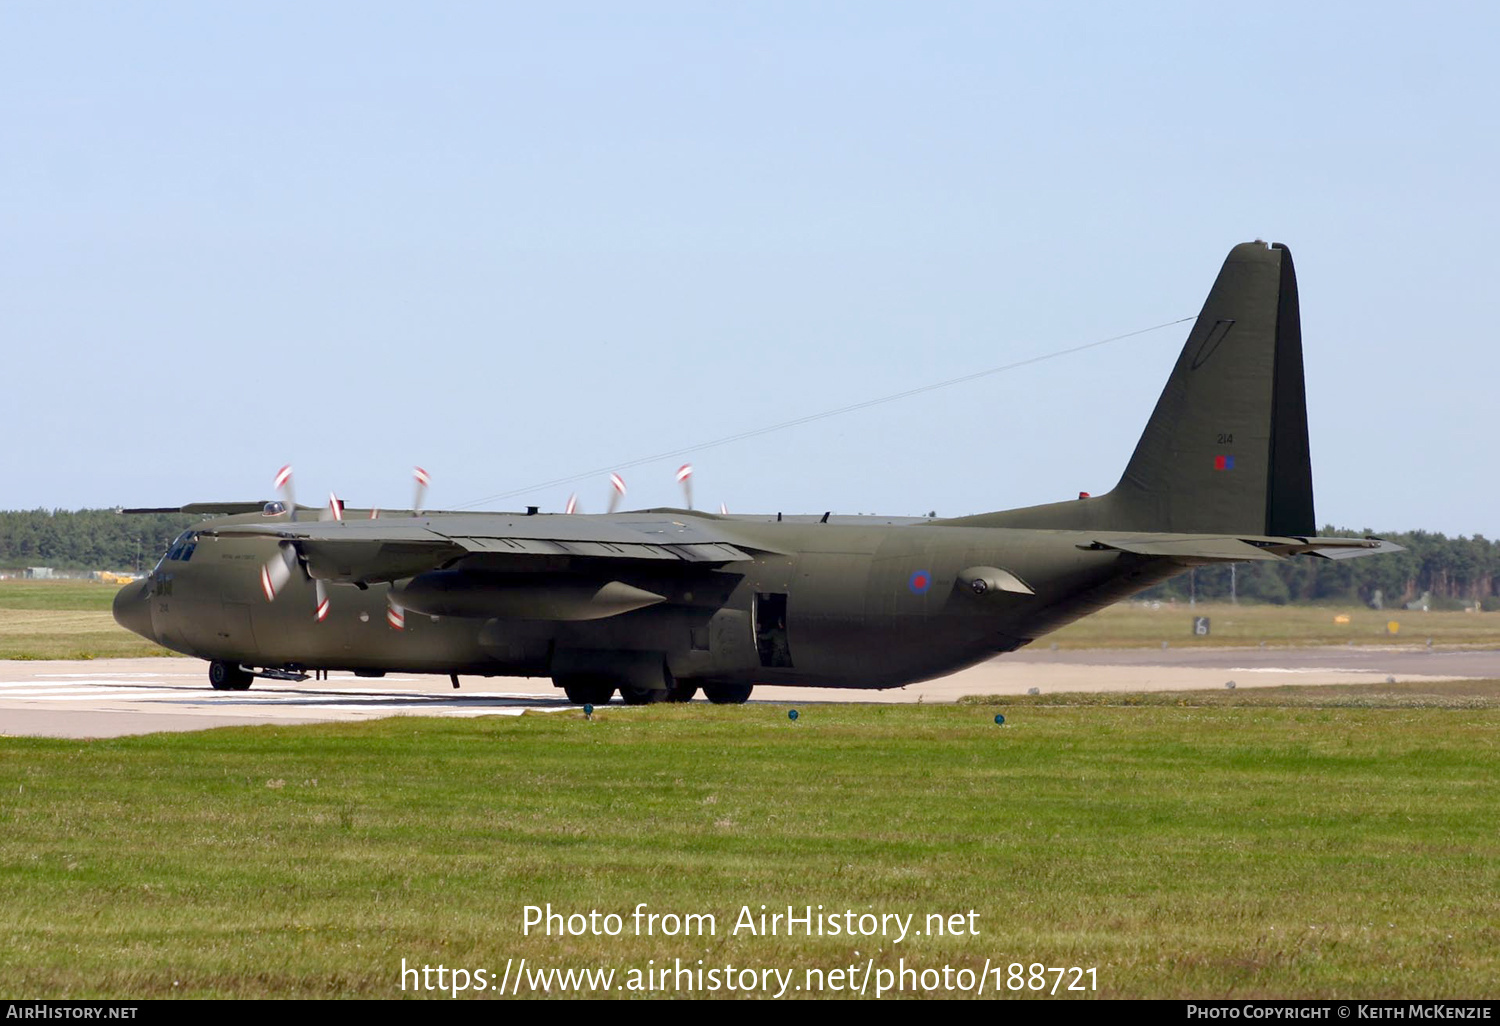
top-left (24, 567), bottom-right (56, 580)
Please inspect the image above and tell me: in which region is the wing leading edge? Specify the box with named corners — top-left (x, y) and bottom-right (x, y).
top-left (199, 513), bottom-right (769, 584)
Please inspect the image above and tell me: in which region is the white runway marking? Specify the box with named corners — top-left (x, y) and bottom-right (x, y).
top-left (0, 660), bottom-right (581, 737)
top-left (1220, 666), bottom-right (1386, 674)
top-left (0, 689), bottom-right (192, 699)
top-left (30, 672), bottom-right (208, 679)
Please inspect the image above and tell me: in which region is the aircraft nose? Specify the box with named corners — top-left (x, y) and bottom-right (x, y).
top-left (112, 580), bottom-right (155, 641)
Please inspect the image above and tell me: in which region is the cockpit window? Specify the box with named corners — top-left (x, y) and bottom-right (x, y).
top-left (160, 531), bottom-right (199, 564)
top-left (262, 501), bottom-right (287, 517)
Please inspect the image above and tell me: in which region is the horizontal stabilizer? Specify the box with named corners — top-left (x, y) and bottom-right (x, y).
top-left (1088, 536), bottom-right (1286, 562)
top-left (1086, 533), bottom-right (1402, 564)
top-left (1304, 537), bottom-right (1406, 561)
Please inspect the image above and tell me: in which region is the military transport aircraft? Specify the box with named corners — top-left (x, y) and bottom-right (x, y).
top-left (113, 241), bottom-right (1394, 705)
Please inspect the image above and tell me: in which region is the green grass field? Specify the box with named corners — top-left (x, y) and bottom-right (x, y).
top-left (0, 580), bottom-right (128, 611)
top-left (2, 688), bottom-right (1498, 999)
top-left (1047, 600), bottom-right (1500, 649)
top-left (0, 580), bottom-right (176, 659)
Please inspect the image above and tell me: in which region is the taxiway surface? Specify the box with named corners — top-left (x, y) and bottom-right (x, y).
top-left (1, 645), bottom-right (1494, 738)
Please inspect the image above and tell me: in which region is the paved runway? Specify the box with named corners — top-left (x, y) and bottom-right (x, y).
top-left (2, 645), bottom-right (1496, 739)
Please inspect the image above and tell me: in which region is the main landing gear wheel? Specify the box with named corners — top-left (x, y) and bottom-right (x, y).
top-left (208, 660), bottom-right (253, 691)
top-left (701, 683), bottom-right (753, 705)
top-left (557, 677), bottom-right (616, 706)
top-left (665, 681), bottom-right (698, 703)
top-left (619, 685), bottom-right (665, 706)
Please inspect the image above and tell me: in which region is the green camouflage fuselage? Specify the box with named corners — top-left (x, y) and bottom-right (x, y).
top-left (121, 512), bottom-right (1179, 688)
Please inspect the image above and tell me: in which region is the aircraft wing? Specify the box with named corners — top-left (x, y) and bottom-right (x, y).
top-left (1087, 534), bottom-right (1400, 563)
top-left (198, 513), bottom-right (769, 584)
top-left (122, 501), bottom-right (324, 516)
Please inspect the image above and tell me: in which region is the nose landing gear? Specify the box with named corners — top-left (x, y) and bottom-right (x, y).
top-left (208, 661), bottom-right (254, 691)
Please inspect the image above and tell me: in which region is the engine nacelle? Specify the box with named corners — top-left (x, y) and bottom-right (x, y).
top-left (394, 570), bottom-right (666, 621)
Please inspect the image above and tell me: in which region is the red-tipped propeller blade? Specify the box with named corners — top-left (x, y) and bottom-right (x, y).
top-left (412, 466), bottom-right (430, 515)
top-left (259, 543), bottom-right (296, 602)
top-left (565, 493), bottom-right (578, 515)
top-left (607, 473), bottom-right (626, 514)
top-left (314, 580), bottom-right (330, 622)
top-left (273, 464), bottom-right (296, 521)
top-left (676, 463), bottom-right (694, 510)
top-left (386, 594), bottom-right (406, 631)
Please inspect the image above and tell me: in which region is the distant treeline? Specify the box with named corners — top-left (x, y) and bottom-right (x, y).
top-left (1139, 528), bottom-right (1500, 609)
top-left (0, 509), bottom-right (198, 573)
top-left (0, 510), bottom-right (1496, 608)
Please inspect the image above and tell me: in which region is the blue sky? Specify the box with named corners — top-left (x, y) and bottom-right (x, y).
top-left (3, 3), bottom-right (1496, 534)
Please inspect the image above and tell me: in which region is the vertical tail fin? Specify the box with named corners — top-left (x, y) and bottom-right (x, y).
top-left (957, 241), bottom-right (1316, 536)
top-left (1110, 240), bottom-right (1314, 535)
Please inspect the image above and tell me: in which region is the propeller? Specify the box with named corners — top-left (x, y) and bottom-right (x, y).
top-left (607, 473), bottom-right (626, 514)
top-left (720, 501), bottom-right (729, 515)
top-left (413, 466), bottom-right (431, 516)
top-left (258, 540), bottom-right (332, 622)
top-left (259, 542), bottom-right (297, 602)
top-left (676, 463), bottom-right (694, 510)
top-left (564, 493), bottom-right (578, 515)
top-left (261, 463), bottom-right (430, 623)
top-left (273, 464), bottom-right (296, 521)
